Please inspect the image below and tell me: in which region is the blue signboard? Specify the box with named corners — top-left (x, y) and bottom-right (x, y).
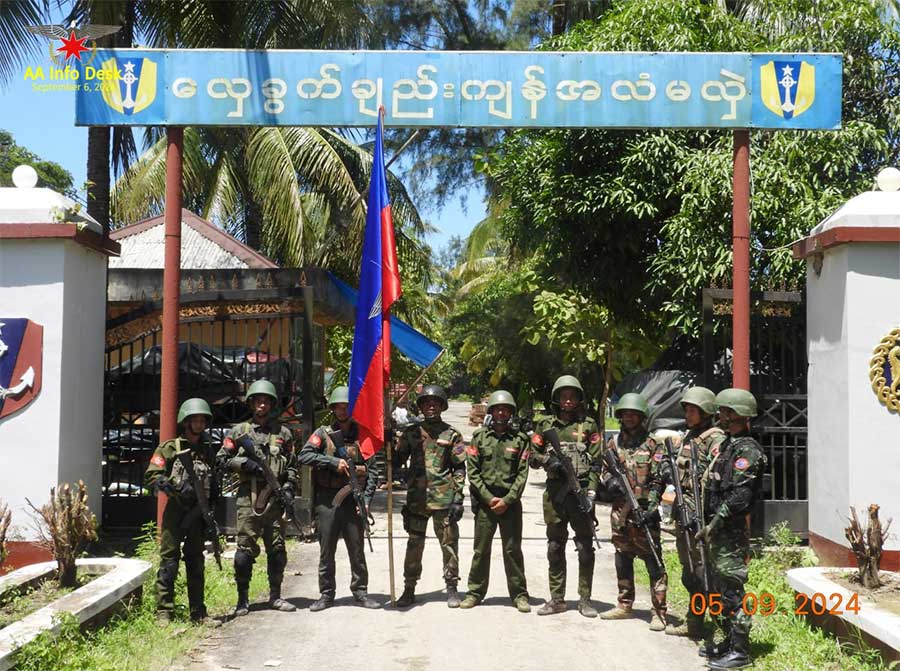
top-left (73, 49), bottom-right (842, 129)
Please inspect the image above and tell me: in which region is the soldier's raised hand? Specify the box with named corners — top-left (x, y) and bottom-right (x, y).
top-left (336, 458), bottom-right (351, 476)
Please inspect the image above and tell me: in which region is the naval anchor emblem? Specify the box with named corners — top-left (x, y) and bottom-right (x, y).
top-left (0, 319), bottom-right (43, 420)
top-left (869, 327), bottom-right (900, 414)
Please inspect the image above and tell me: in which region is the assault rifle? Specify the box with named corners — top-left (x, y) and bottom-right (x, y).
top-left (601, 446), bottom-right (663, 568)
top-left (543, 428), bottom-right (602, 551)
top-left (663, 438), bottom-right (695, 575)
top-left (329, 430), bottom-right (375, 552)
top-left (174, 448), bottom-right (223, 570)
top-left (237, 435), bottom-right (304, 537)
top-left (688, 438), bottom-right (711, 595)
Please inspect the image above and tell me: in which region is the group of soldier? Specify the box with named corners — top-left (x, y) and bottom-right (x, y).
top-left (144, 373), bottom-right (765, 670)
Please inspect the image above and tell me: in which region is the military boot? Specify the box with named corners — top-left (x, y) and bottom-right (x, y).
top-left (395, 585), bottom-right (416, 608)
top-left (459, 594), bottom-right (480, 609)
top-left (707, 630), bottom-right (750, 669)
top-left (269, 585), bottom-right (297, 612)
top-left (649, 610), bottom-right (667, 632)
top-left (514, 596), bottom-right (531, 613)
top-left (699, 632), bottom-right (732, 658)
top-left (446, 585), bottom-right (461, 608)
top-left (600, 606), bottom-right (634, 620)
top-left (233, 588), bottom-right (250, 617)
top-left (578, 598), bottom-right (598, 618)
top-left (537, 599), bottom-right (567, 616)
top-left (354, 594), bottom-right (382, 609)
top-left (309, 595), bottom-right (334, 612)
top-left (190, 606), bottom-right (221, 628)
top-left (666, 611), bottom-right (705, 638)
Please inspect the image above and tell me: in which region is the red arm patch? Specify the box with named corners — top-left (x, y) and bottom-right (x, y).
top-left (590, 432), bottom-right (601, 444)
top-left (531, 434), bottom-right (544, 446)
top-left (150, 453), bottom-right (166, 468)
top-left (223, 437), bottom-right (236, 452)
top-left (466, 445), bottom-right (479, 457)
top-left (309, 433), bottom-right (322, 447)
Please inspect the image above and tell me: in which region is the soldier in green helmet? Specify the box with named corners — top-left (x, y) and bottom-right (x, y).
top-left (217, 379), bottom-right (297, 616)
top-left (296, 385), bottom-right (380, 611)
top-left (459, 390), bottom-right (531, 612)
top-left (696, 388), bottom-right (766, 669)
top-left (659, 386), bottom-right (726, 639)
top-left (530, 375), bottom-right (604, 618)
top-left (599, 392), bottom-right (669, 631)
top-left (393, 384), bottom-right (467, 608)
top-left (144, 398), bottom-right (219, 624)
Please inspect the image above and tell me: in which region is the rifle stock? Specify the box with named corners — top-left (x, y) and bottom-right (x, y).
top-left (664, 438), bottom-right (695, 575)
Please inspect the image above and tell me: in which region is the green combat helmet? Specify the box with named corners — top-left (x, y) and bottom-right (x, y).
top-left (177, 398), bottom-right (212, 424)
top-left (551, 375), bottom-right (584, 404)
top-left (680, 386), bottom-right (717, 415)
top-left (328, 386), bottom-right (350, 406)
top-left (486, 390), bottom-right (517, 413)
top-left (615, 392), bottom-right (650, 418)
top-left (417, 384), bottom-right (449, 411)
top-left (246, 379), bottom-right (278, 402)
top-left (715, 388), bottom-right (758, 417)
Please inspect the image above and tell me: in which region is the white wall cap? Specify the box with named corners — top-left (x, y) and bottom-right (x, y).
top-left (810, 191), bottom-right (900, 237)
top-left (0, 186), bottom-right (101, 234)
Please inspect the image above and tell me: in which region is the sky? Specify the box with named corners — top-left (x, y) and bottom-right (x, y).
top-left (1, 37), bottom-right (485, 259)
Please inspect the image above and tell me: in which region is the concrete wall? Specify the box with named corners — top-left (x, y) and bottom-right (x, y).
top-left (807, 243), bottom-right (900, 552)
top-left (0, 238), bottom-right (106, 538)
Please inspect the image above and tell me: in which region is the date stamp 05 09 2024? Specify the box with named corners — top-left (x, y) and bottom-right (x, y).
top-left (691, 592), bottom-right (861, 617)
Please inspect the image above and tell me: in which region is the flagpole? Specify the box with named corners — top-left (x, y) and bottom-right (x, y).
top-left (385, 387), bottom-right (396, 605)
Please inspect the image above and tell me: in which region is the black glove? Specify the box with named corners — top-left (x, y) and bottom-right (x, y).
top-left (241, 459), bottom-right (265, 476)
top-left (604, 478), bottom-right (626, 499)
top-left (154, 476), bottom-right (176, 496)
top-left (280, 484), bottom-right (295, 508)
top-left (545, 455), bottom-right (565, 477)
top-left (448, 502), bottom-right (464, 523)
top-left (638, 507), bottom-right (661, 528)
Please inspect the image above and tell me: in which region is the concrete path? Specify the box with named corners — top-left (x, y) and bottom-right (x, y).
top-left (183, 402), bottom-right (704, 671)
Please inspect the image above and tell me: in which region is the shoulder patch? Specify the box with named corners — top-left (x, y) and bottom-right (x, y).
top-left (150, 453), bottom-right (166, 468)
top-left (734, 457), bottom-right (750, 471)
top-left (309, 433), bottom-right (322, 447)
top-left (531, 433), bottom-right (544, 446)
top-left (466, 444), bottom-right (479, 457)
top-left (223, 437), bottom-right (236, 452)
top-left (711, 444), bottom-right (720, 458)
top-left (453, 443), bottom-right (466, 456)
top-left (652, 452), bottom-right (663, 462)
top-left (589, 432), bottom-right (601, 444)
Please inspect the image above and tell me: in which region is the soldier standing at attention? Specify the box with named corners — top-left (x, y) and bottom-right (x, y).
top-left (660, 387), bottom-right (726, 639)
top-left (218, 379), bottom-right (298, 616)
top-left (145, 398), bottom-right (219, 625)
top-left (696, 389), bottom-right (766, 670)
top-left (394, 384), bottom-right (467, 608)
top-left (459, 390), bottom-right (531, 612)
top-left (530, 375), bottom-right (603, 618)
top-left (296, 386), bottom-right (380, 611)
top-left (599, 392), bottom-right (669, 631)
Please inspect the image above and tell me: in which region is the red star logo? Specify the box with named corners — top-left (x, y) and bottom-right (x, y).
top-left (57, 31), bottom-right (90, 61)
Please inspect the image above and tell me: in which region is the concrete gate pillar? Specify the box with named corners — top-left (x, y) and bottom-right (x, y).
top-left (0, 166), bottom-right (119, 568)
top-left (793, 167), bottom-right (900, 568)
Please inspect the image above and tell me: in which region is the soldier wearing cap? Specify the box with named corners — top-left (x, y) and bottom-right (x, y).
top-left (660, 386), bottom-right (726, 639)
top-left (217, 379), bottom-right (297, 616)
top-left (459, 390), bottom-right (531, 612)
top-left (144, 398), bottom-right (218, 624)
top-left (530, 375), bottom-right (604, 618)
top-left (393, 384), bottom-right (466, 608)
top-left (599, 392), bottom-right (669, 631)
top-left (296, 386), bottom-right (380, 611)
top-left (695, 389), bottom-right (766, 669)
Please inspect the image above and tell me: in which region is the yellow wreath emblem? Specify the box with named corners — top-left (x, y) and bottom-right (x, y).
top-left (869, 327), bottom-right (900, 414)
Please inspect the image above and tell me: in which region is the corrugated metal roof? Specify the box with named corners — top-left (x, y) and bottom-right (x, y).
top-left (109, 210), bottom-right (277, 269)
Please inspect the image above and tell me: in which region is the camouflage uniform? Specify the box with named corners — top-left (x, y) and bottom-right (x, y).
top-left (144, 435), bottom-right (217, 620)
top-left (464, 424), bottom-right (530, 603)
top-left (702, 430), bottom-right (766, 656)
top-left (218, 419), bottom-right (296, 602)
top-left (602, 427), bottom-right (668, 619)
top-left (659, 424), bottom-right (725, 629)
top-left (530, 413), bottom-right (603, 602)
top-left (394, 418), bottom-right (466, 591)
top-left (296, 420), bottom-right (375, 603)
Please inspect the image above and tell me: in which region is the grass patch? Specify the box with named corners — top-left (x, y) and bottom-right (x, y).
top-left (13, 523), bottom-right (271, 671)
top-left (0, 580), bottom-right (77, 629)
top-left (633, 524), bottom-right (893, 671)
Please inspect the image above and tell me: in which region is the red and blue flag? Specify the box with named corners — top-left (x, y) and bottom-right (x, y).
top-left (349, 112), bottom-right (402, 459)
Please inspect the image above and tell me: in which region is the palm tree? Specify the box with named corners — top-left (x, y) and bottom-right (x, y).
top-left (0, 0), bottom-right (44, 85)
